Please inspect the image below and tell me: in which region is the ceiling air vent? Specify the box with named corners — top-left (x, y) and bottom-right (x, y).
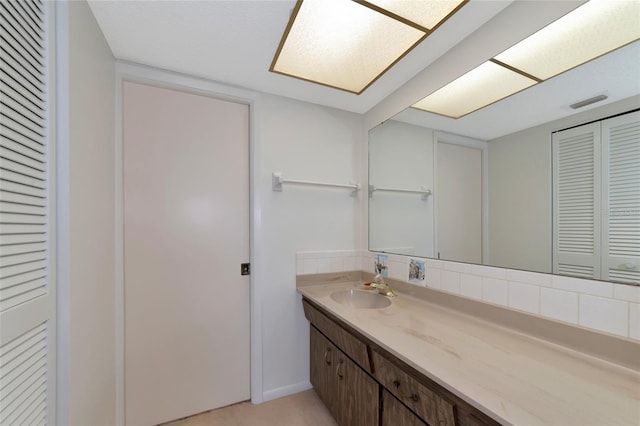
top-left (570, 94), bottom-right (608, 110)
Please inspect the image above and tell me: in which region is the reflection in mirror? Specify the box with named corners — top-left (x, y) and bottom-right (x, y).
top-left (368, 121), bottom-right (434, 258)
top-left (368, 41), bottom-right (640, 285)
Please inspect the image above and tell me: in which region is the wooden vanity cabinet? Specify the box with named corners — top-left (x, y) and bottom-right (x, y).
top-left (381, 390), bottom-right (427, 426)
top-left (303, 298), bottom-right (500, 426)
top-left (310, 326), bottom-right (379, 426)
top-left (372, 350), bottom-right (456, 425)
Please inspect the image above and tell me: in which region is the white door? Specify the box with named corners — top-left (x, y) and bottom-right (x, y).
top-left (123, 82), bottom-right (250, 425)
top-left (437, 142), bottom-right (483, 264)
top-left (1, 1), bottom-right (55, 424)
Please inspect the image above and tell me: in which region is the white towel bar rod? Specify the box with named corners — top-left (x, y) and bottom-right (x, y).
top-left (272, 172), bottom-right (360, 195)
top-left (369, 185), bottom-right (432, 200)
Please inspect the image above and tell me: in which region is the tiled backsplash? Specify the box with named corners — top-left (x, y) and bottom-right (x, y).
top-left (296, 250), bottom-right (640, 341)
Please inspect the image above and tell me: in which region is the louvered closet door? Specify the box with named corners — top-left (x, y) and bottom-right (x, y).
top-left (552, 122), bottom-right (601, 279)
top-left (0, 1), bottom-right (55, 425)
top-left (602, 111), bottom-right (640, 284)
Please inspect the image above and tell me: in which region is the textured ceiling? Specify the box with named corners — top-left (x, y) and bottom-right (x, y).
top-left (87, 0), bottom-right (512, 113)
top-left (88, 0), bottom-right (640, 139)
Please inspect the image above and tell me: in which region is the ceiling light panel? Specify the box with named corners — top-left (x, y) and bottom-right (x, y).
top-left (413, 61), bottom-right (538, 118)
top-left (270, 0), bottom-right (426, 93)
top-left (495, 0), bottom-right (640, 80)
top-left (361, 0), bottom-right (467, 30)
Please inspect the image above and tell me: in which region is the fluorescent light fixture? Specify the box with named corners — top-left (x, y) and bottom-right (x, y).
top-left (414, 0), bottom-right (640, 118)
top-left (413, 61), bottom-right (537, 118)
top-left (360, 0), bottom-right (467, 31)
top-left (270, 0), bottom-right (467, 94)
top-left (495, 0), bottom-right (640, 80)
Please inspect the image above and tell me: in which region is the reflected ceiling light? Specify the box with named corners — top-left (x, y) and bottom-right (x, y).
top-left (359, 0), bottom-right (467, 31)
top-left (413, 61), bottom-right (538, 118)
top-left (270, 0), bottom-right (467, 94)
top-left (414, 0), bottom-right (640, 118)
top-left (495, 0), bottom-right (640, 80)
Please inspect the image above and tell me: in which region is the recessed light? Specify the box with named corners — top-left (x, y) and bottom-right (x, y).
top-left (357, 0), bottom-right (467, 31)
top-left (270, 0), bottom-right (467, 94)
top-left (495, 0), bottom-right (640, 80)
top-left (412, 61), bottom-right (537, 119)
top-left (413, 0), bottom-right (640, 118)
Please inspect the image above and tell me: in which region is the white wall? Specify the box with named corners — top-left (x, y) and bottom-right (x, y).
top-left (487, 128), bottom-right (551, 272)
top-left (56, 1), bottom-right (116, 424)
top-left (488, 96), bottom-right (640, 273)
top-left (259, 94), bottom-right (364, 399)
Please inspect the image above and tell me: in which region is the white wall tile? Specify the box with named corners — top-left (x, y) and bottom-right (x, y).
top-left (441, 270), bottom-right (461, 294)
top-left (471, 265), bottom-right (506, 280)
top-left (613, 284), bottom-right (640, 303)
top-left (540, 288), bottom-right (579, 325)
top-left (506, 269), bottom-right (552, 287)
top-left (509, 282), bottom-right (540, 314)
top-left (441, 261), bottom-right (473, 274)
top-left (482, 278), bottom-right (508, 306)
top-left (630, 303), bottom-right (640, 340)
top-left (302, 258), bottom-right (317, 275)
top-left (579, 295), bottom-right (628, 337)
top-left (460, 274), bottom-right (482, 300)
top-left (317, 258), bottom-right (331, 273)
top-left (388, 260), bottom-right (407, 281)
top-left (363, 253), bottom-right (377, 274)
top-left (329, 257), bottom-right (344, 273)
top-left (355, 251), bottom-right (640, 339)
top-left (552, 275), bottom-right (613, 297)
top-left (426, 267), bottom-right (441, 290)
top-left (343, 256), bottom-right (357, 272)
top-left (426, 259), bottom-right (444, 270)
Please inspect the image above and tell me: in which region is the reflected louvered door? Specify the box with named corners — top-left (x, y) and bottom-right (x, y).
top-left (602, 111), bottom-right (640, 284)
top-left (0, 1), bottom-right (54, 425)
top-left (552, 123), bottom-right (601, 279)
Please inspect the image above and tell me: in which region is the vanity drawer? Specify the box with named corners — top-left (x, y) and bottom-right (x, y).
top-left (372, 350), bottom-right (456, 426)
top-left (302, 300), bottom-right (371, 372)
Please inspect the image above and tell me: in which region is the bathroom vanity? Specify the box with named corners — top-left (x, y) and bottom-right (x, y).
top-left (298, 273), bottom-right (640, 426)
top-left (304, 299), bottom-right (496, 426)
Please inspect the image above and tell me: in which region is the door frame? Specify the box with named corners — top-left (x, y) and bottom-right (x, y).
top-left (434, 131), bottom-right (489, 265)
top-left (114, 62), bottom-right (264, 425)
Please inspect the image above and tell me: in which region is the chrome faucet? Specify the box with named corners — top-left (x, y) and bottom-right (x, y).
top-left (370, 274), bottom-right (396, 297)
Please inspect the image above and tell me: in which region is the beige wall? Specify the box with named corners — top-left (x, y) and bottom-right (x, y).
top-left (487, 96), bottom-right (640, 273)
top-left (57, 1), bottom-right (116, 424)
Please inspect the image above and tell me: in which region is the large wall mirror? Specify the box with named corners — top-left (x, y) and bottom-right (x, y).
top-left (368, 39), bottom-right (640, 286)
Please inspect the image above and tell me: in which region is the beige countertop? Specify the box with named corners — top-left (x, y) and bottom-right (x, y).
top-left (298, 280), bottom-right (640, 426)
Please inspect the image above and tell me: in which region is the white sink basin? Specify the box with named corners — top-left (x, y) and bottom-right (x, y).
top-left (330, 289), bottom-right (392, 309)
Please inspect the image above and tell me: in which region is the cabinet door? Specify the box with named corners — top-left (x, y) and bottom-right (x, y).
top-left (311, 325), bottom-right (379, 426)
top-left (310, 326), bottom-right (339, 416)
top-left (335, 353), bottom-right (379, 426)
top-left (381, 390), bottom-right (427, 426)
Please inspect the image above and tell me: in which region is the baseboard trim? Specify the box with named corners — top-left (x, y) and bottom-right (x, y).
top-left (261, 381), bottom-right (312, 403)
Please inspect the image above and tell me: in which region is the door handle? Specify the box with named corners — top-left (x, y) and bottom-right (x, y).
top-left (393, 379), bottom-right (420, 402)
top-left (336, 358), bottom-right (344, 379)
top-left (324, 347), bottom-right (332, 366)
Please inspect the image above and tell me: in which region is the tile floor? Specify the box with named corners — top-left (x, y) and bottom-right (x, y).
top-left (164, 390), bottom-right (338, 426)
